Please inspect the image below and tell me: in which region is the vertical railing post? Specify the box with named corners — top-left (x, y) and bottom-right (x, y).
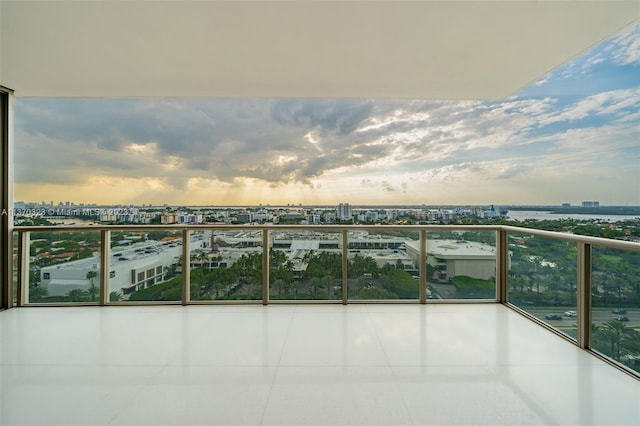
top-left (4, 228), bottom-right (14, 309)
top-left (342, 230), bottom-right (348, 305)
top-left (17, 230), bottom-right (29, 306)
top-left (262, 229), bottom-right (269, 305)
top-left (577, 242), bottom-right (592, 349)
top-left (182, 229), bottom-right (190, 306)
top-left (99, 230), bottom-right (110, 305)
top-left (1, 89), bottom-right (13, 310)
top-left (419, 229), bottom-right (427, 304)
top-left (496, 229), bottom-right (509, 303)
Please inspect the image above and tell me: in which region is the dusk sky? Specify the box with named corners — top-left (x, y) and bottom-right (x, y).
top-left (13, 22), bottom-right (640, 207)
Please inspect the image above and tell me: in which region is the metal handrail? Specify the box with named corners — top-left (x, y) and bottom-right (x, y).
top-left (12, 223), bottom-right (640, 251)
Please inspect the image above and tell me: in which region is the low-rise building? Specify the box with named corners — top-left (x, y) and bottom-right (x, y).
top-left (405, 239), bottom-right (504, 282)
top-left (39, 236), bottom-right (207, 297)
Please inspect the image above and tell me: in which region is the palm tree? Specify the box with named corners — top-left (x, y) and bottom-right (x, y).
top-left (272, 279), bottom-right (286, 298)
top-left (309, 277), bottom-right (323, 300)
top-left (190, 268), bottom-right (206, 299)
top-left (593, 320), bottom-right (635, 361)
top-left (109, 291), bottom-right (122, 302)
top-left (86, 270), bottom-right (98, 301)
top-left (323, 275), bottom-right (335, 299)
top-left (545, 271), bottom-right (563, 306)
top-left (66, 288), bottom-right (87, 302)
top-left (291, 279), bottom-right (300, 300)
top-left (620, 330), bottom-right (640, 358)
top-left (198, 251), bottom-right (209, 269)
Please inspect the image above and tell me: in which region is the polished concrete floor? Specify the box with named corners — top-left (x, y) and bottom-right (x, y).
top-left (1, 304), bottom-right (639, 425)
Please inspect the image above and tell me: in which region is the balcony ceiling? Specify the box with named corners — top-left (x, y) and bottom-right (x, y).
top-left (1, 1), bottom-right (638, 100)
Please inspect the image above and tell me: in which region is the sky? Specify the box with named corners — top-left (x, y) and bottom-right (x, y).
top-left (13, 22), bottom-right (640, 207)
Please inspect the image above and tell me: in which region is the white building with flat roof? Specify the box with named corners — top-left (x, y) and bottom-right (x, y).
top-left (405, 239), bottom-right (504, 282)
top-left (40, 236), bottom-right (207, 297)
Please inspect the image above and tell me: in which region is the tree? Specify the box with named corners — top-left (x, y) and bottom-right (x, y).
top-left (164, 264), bottom-right (177, 280)
top-left (322, 275), bottom-right (336, 299)
top-left (109, 291), bottom-right (122, 302)
top-left (86, 270), bottom-right (98, 301)
top-left (358, 288), bottom-right (398, 299)
top-left (355, 277), bottom-right (369, 292)
top-left (349, 254), bottom-right (379, 278)
top-left (593, 320), bottom-right (635, 361)
top-left (29, 286), bottom-right (49, 303)
top-left (304, 251), bottom-right (342, 281)
top-left (190, 267), bottom-right (206, 299)
top-left (207, 267), bottom-right (235, 299)
top-left (545, 271), bottom-right (564, 306)
top-left (270, 249), bottom-right (294, 284)
top-left (620, 330), bottom-right (640, 358)
top-left (508, 273), bottom-right (527, 297)
top-left (197, 251), bottom-right (209, 269)
top-left (308, 277), bottom-right (324, 300)
top-left (272, 279), bottom-right (286, 298)
top-left (66, 288), bottom-right (87, 302)
top-left (29, 270), bottom-right (41, 286)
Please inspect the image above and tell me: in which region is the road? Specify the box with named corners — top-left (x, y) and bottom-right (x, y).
top-left (520, 307), bottom-right (639, 328)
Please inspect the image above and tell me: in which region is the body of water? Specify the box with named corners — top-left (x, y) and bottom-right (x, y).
top-left (506, 210), bottom-right (640, 222)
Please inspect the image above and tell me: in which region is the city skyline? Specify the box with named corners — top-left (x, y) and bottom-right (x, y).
top-left (13, 22), bottom-right (640, 206)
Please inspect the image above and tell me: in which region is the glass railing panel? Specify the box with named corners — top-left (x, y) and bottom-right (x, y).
top-left (348, 229), bottom-right (419, 300)
top-left (507, 232), bottom-right (577, 340)
top-left (188, 230), bottom-right (213, 300)
top-left (591, 246), bottom-right (640, 374)
top-left (29, 229), bottom-right (101, 304)
top-left (269, 230), bottom-right (342, 301)
top-left (190, 229), bottom-right (264, 301)
top-left (111, 229), bottom-right (182, 302)
top-left (426, 230), bottom-right (497, 300)
top-left (12, 231), bottom-right (18, 305)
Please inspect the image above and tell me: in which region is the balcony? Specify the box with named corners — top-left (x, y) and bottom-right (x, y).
top-left (2, 224), bottom-right (639, 424)
top-left (2, 2), bottom-right (640, 424)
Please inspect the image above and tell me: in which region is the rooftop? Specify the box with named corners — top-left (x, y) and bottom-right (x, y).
top-left (406, 239), bottom-right (497, 259)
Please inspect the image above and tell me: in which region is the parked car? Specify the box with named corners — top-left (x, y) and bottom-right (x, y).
top-left (614, 316), bottom-right (629, 322)
top-left (564, 311), bottom-right (577, 317)
top-left (545, 314), bottom-right (563, 320)
top-left (612, 308), bottom-right (627, 314)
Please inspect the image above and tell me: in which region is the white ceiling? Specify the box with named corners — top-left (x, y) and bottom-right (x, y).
top-left (1, 1), bottom-right (638, 99)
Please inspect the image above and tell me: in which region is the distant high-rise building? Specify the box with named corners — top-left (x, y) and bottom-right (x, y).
top-left (337, 203), bottom-right (352, 220)
top-left (582, 201), bottom-right (600, 207)
top-left (237, 212), bottom-right (252, 223)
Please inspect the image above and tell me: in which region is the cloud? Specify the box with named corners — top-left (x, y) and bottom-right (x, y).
top-left (520, 22), bottom-right (639, 96)
top-left (534, 76), bottom-right (549, 87)
top-left (271, 99), bottom-right (374, 135)
top-left (14, 90), bottom-right (639, 205)
top-left (538, 88), bottom-right (640, 124)
top-left (608, 22), bottom-right (640, 66)
top-left (381, 181), bottom-right (396, 192)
